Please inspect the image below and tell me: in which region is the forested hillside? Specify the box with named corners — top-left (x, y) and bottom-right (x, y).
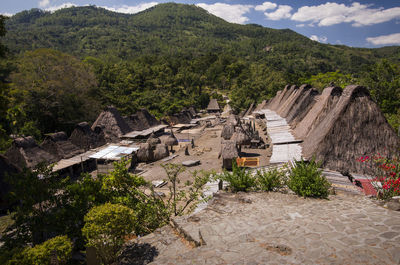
top-left (0, 3), bottom-right (399, 150)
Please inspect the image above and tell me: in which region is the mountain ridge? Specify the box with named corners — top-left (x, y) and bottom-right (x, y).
top-left (4, 3), bottom-right (399, 74)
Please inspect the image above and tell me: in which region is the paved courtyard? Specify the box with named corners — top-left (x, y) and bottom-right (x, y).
top-left (122, 191), bottom-right (400, 265)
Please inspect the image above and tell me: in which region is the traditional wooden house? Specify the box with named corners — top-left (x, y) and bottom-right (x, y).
top-left (219, 140), bottom-right (239, 170)
top-left (207, 99), bottom-right (220, 113)
top-left (91, 106), bottom-right (131, 142)
top-left (41, 132), bottom-right (83, 160)
top-left (5, 136), bottom-right (57, 169)
top-left (69, 122), bottom-right (106, 151)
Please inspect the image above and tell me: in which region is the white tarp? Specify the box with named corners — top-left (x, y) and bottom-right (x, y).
top-left (89, 145), bottom-right (139, 160)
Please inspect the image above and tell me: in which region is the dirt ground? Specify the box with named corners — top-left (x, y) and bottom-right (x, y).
top-left (136, 120), bottom-right (272, 195)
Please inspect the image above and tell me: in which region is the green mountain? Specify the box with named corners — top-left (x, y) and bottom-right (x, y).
top-left (5, 3), bottom-right (399, 74)
top-left (1, 3), bottom-right (399, 142)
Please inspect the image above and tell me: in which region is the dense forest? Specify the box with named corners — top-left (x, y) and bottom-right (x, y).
top-left (0, 3), bottom-right (399, 150)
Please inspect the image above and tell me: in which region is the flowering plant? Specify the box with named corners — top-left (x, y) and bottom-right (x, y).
top-left (357, 154), bottom-right (400, 199)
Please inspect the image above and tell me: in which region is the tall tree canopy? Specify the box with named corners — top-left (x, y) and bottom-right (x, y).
top-left (9, 49), bottom-right (100, 135)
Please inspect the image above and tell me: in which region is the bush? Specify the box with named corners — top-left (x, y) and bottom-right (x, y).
top-left (82, 203), bottom-right (136, 265)
top-left (358, 154), bottom-right (400, 200)
top-left (256, 167), bottom-right (287, 191)
top-left (220, 161), bottom-right (256, 192)
top-left (7, 235), bottom-right (73, 265)
top-left (288, 159), bottom-right (331, 199)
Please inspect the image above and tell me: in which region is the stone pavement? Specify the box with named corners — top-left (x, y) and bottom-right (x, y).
top-left (123, 192), bottom-right (400, 265)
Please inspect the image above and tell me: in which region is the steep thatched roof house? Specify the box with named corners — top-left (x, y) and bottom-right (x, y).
top-left (5, 136), bottom-right (57, 169)
top-left (207, 99), bottom-right (220, 113)
top-left (221, 124), bottom-right (235, 140)
top-left (69, 122), bottom-right (106, 151)
top-left (153, 143), bottom-right (169, 161)
top-left (91, 106), bottom-right (132, 142)
top-left (219, 140), bottom-right (239, 170)
top-left (137, 143), bottom-right (153, 163)
top-left (165, 130), bottom-right (178, 152)
top-left (146, 133), bottom-right (161, 148)
top-left (266, 84), bottom-right (400, 174)
top-left (41, 132), bottom-right (83, 160)
top-left (124, 109), bottom-right (160, 131)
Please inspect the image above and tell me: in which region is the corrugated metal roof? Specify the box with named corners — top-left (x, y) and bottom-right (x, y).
top-left (89, 145), bottom-right (139, 160)
top-left (123, 124), bottom-right (168, 139)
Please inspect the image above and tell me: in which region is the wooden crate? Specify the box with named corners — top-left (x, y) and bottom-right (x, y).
top-left (236, 157), bottom-right (259, 167)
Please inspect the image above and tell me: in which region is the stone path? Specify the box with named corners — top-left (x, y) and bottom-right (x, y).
top-left (259, 109), bottom-right (302, 164)
top-left (123, 192), bottom-right (400, 265)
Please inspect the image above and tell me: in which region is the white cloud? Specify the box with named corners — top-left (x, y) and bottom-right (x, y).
top-left (291, 2), bottom-right (400, 27)
top-left (101, 2), bottom-right (158, 14)
top-left (310, 35), bottom-right (328, 43)
top-left (39, 0), bottom-right (50, 8)
top-left (42, 2), bottom-right (158, 14)
top-left (45, 3), bottom-right (76, 12)
top-left (1, 13), bottom-right (13, 17)
top-left (264, 5), bottom-right (292, 20)
top-left (196, 3), bottom-right (253, 24)
top-left (366, 33), bottom-right (400, 45)
top-left (255, 2), bottom-right (277, 12)
top-left (295, 24), bottom-right (305, 27)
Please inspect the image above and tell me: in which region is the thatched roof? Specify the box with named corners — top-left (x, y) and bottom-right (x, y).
top-left (188, 106), bottom-right (197, 117)
top-left (226, 114), bottom-right (239, 126)
top-left (267, 84), bottom-right (400, 174)
top-left (153, 144), bottom-right (169, 161)
top-left (91, 106), bottom-right (132, 142)
top-left (221, 124), bottom-right (235, 140)
top-left (232, 127), bottom-right (251, 146)
top-left (5, 136), bottom-right (57, 169)
top-left (136, 143), bottom-right (154, 163)
top-left (69, 122), bottom-right (106, 151)
top-left (124, 109), bottom-right (160, 131)
top-left (146, 133), bottom-right (161, 148)
top-left (41, 132), bottom-right (83, 160)
top-left (243, 102), bottom-right (255, 117)
top-left (207, 99), bottom-right (220, 111)
top-left (165, 131), bottom-right (178, 146)
top-left (168, 109), bottom-right (194, 125)
top-left (294, 86), bottom-right (342, 140)
top-left (219, 140), bottom-right (239, 159)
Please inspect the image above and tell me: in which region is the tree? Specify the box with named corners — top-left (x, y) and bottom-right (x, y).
top-left (82, 203), bottom-right (136, 265)
top-left (0, 15), bottom-right (11, 150)
top-left (360, 60), bottom-right (400, 130)
top-left (7, 235), bottom-right (73, 265)
top-left (300, 71), bottom-right (355, 91)
top-left (9, 48), bottom-right (101, 135)
top-left (161, 163), bottom-right (211, 216)
top-left (4, 163), bottom-right (66, 246)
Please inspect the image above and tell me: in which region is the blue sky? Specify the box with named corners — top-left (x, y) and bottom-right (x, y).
top-left (1, 0), bottom-right (400, 48)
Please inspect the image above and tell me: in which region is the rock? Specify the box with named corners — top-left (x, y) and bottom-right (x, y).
top-left (182, 160), bottom-right (200, 167)
top-left (185, 146), bottom-right (190, 156)
top-left (152, 180), bottom-right (167, 188)
top-left (392, 196), bottom-right (400, 203)
top-left (154, 191), bottom-right (166, 198)
top-left (238, 197), bottom-right (252, 204)
top-left (387, 201), bottom-right (400, 211)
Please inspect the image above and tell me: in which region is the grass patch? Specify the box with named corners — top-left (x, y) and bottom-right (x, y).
top-left (0, 214), bottom-right (14, 236)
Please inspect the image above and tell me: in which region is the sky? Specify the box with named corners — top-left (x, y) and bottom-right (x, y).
top-left (1, 0), bottom-right (400, 48)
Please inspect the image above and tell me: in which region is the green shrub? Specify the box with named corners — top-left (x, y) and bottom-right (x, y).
top-left (7, 235), bottom-right (73, 265)
top-left (288, 159), bottom-right (331, 199)
top-left (82, 203), bottom-right (136, 265)
top-left (220, 161), bottom-right (256, 192)
top-left (256, 167), bottom-right (286, 191)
